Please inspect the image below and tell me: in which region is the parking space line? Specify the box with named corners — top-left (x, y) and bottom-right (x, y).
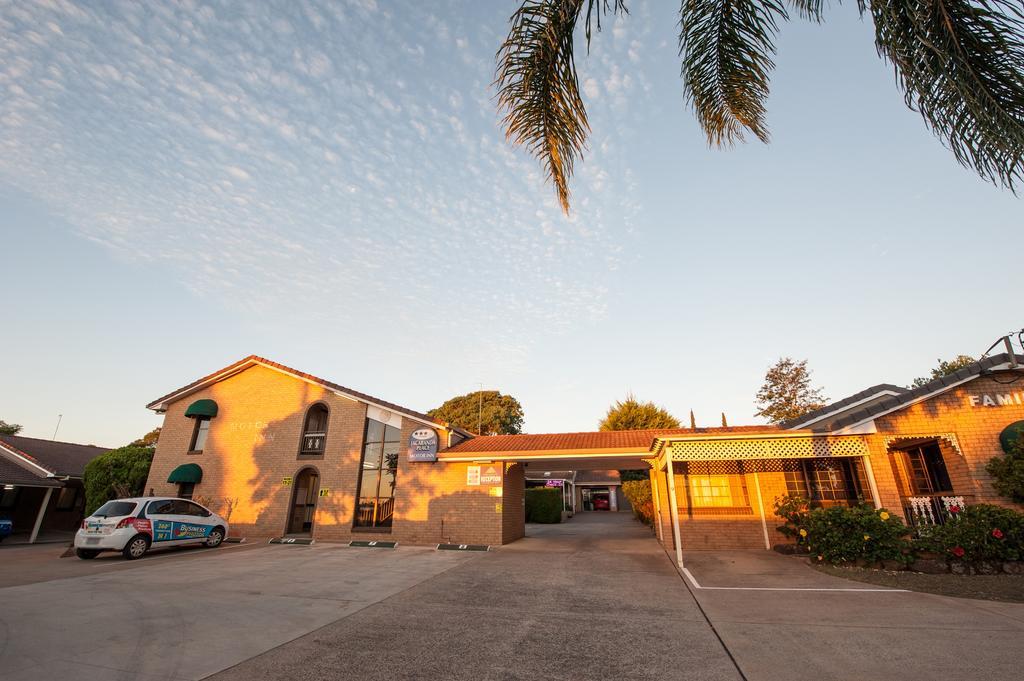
top-left (681, 566), bottom-right (909, 592)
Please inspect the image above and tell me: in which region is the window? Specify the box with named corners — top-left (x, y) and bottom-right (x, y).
top-left (685, 462), bottom-right (749, 509)
top-left (146, 499), bottom-right (175, 515)
top-left (353, 418), bottom-right (400, 529)
top-left (172, 499), bottom-right (210, 516)
top-left (189, 417), bottom-right (211, 453)
top-left (785, 460), bottom-right (867, 508)
top-left (903, 443), bottom-right (953, 494)
top-left (177, 482), bottom-right (195, 500)
top-left (55, 486), bottom-right (81, 511)
top-left (93, 501), bottom-right (140, 517)
top-left (0, 487), bottom-right (18, 509)
top-left (299, 404), bottom-right (329, 456)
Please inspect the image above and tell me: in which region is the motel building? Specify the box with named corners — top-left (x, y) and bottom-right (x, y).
top-left (144, 354), bottom-right (1024, 551)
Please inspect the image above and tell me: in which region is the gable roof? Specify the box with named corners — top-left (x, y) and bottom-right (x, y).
top-left (0, 434), bottom-right (109, 478)
top-left (780, 384), bottom-right (908, 430)
top-left (440, 426), bottom-right (779, 456)
top-left (819, 353), bottom-right (1024, 432)
top-left (146, 355), bottom-right (460, 432)
top-left (0, 452), bottom-right (63, 487)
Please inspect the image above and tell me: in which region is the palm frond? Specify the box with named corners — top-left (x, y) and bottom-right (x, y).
top-left (867, 0), bottom-right (1024, 188)
top-left (679, 0), bottom-right (789, 146)
top-left (787, 0), bottom-right (827, 22)
top-left (495, 0), bottom-right (626, 213)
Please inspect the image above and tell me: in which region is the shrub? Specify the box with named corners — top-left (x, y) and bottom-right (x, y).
top-left (525, 487), bottom-right (562, 523)
top-left (773, 495), bottom-right (810, 547)
top-left (918, 504), bottom-right (1024, 562)
top-left (621, 479), bottom-right (654, 526)
top-left (986, 435), bottom-right (1024, 503)
top-left (83, 445), bottom-right (154, 515)
top-left (804, 504), bottom-right (911, 564)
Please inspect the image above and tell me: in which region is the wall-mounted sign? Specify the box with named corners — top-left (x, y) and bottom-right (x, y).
top-left (1000, 420), bottom-right (1024, 453)
top-left (318, 488), bottom-right (331, 497)
top-left (408, 427), bottom-right (439, 462)
top-left (480, 465), bottom-right (501, 485)
top-left (466, 465), bottom-right (481, 486)
top-left (967, 392), bottom-right (1024, 407)
top-left (282, 477), bottom-right (293, 486)
top-left (545, 479), bottom-right (563, 487)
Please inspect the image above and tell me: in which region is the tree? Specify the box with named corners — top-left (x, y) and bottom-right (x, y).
top-left (496, 1), bottom-right (1024, 214)
top-left (986, 436), bottom-right (1024, 503)
top-left (428, 391), bottom-right (525, 435)
top-left (0, 419), bottom-right (22, 435)
top-left (721, 412), bottom-right (728, 427)
top-left (82, 445), bottom-right (155, 515)
top-left (600, 395), bottom-right (681, 481)
top-left (911, 355), bottom-right (977, 388)
top-left (599, 394), bottom-right (681, 431)
top-left (755, 357), bottom-right (828, 424)
top-left (130, 427), bottom-right (162, 447)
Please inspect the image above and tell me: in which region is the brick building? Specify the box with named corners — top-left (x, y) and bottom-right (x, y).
top-left (144, 353), bottom-right (1024, 549)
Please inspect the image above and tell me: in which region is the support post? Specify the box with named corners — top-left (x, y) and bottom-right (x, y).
top-left (862, 455), bottom-right (882, 509)
top-left (665, 454), bottom-right (684, 570)
top-left (650, 469), bottom-right (664, 542)
top-left (753, 471), bottom-right (771, 550)
top-left (30, 487), bottom-right (54, 544)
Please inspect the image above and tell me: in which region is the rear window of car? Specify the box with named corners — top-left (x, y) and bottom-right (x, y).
top-left (92, 501), bottom-right (138, 517)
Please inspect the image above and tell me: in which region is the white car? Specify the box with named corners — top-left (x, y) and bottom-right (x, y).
top-left (75, 497), bottom-right (229, 560)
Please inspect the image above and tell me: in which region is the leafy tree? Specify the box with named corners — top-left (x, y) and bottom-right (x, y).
top-left (130, 427), bottom-right (162, 447)
top-left (755, 357), bottom-right (828, 424)
top-left (0, 419), bottom-right (22, 435)
top-left (428, 391), bottom-right (524, 435)
top-left (600, 394), bottom-right (680, 481)
top-left (83, 445), bottom-right (155, 515)
top-left (496, 0), bottom-right (1024, 213)
top-left (911, 355), bottom-right (977, 388)
top-left (987, 436), bottom-right (1024, 503)
top-left (721, 412), bottom-right (728, 427)
top-left (599, 394), bottom-right (681, 431)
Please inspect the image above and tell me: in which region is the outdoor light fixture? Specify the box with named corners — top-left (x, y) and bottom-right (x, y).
top-left (3, 484), bottom-right (14, 490)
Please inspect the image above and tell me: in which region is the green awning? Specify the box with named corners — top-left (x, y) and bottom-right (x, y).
top-left (184, 399), bottom-right (218, 418)
top-left (168, 463), bottom-right (203, 484)
top-left (1000, 421), bottom-right (1024, 453)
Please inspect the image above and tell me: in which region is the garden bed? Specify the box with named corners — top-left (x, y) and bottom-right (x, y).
top-left (813, 563), bottom-right (1024, 603)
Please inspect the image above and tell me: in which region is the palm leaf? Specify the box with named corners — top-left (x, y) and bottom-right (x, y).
top-left (867, 0), bottom-right (1024, 189)
top-left (679, 0), bottom-right (789, 146)
top-left (495, 0), bottom-right (626, 213)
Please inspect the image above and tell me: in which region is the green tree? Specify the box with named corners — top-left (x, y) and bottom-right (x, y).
top-left (130, 427), bottom-right (162, 447)
top-left (987, 436), bottom-right (1024, 503)
top-left (689, 409), bottom-right (697, 429)
top-left (496, 1), bottom-right (1024, 214)
top-left (0, 419), bottom-right (22, 435)
top-left (755, 357), bottom-right (828, 424)
top-left (600, 395), bottom-right (680, 481)
top-left (721, 412), bottom-right (728, 427)
top-left (83, 445), bottom-right (155, 515)
top-left (428, 391), bottom-right (525, 435)
top-left (911, 355), bottom-right (977, 388)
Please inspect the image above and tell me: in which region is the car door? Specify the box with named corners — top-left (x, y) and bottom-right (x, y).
top-left (145, 498), bottom-right (184, 546)
top-left (171, 500), bottom-right (214, 544)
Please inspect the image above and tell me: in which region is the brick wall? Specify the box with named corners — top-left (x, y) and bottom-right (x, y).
top-left (145, 364), bottom-right (510, 546)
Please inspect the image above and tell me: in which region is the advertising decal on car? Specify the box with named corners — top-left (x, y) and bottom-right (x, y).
top-left (153, 520), bottom-right (212, 542)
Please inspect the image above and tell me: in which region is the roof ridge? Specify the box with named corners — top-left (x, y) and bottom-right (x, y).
top-left (0, 433), bottom-right (111, 450)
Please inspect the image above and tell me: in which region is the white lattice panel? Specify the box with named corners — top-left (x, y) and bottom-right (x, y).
top-left (667, 436), bottom-right (869, 462)
top-left (884, 433), bottom-right (963, 457)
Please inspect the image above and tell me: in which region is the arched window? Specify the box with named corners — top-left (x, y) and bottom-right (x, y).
top-left (299, 404), bottom-right (329, 456)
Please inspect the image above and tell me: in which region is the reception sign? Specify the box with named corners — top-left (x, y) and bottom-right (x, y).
top-left (408, 427), bottom-right (439, 462)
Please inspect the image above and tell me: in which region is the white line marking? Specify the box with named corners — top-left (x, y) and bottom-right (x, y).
top-left (681, 567), bottom-right (909, 592)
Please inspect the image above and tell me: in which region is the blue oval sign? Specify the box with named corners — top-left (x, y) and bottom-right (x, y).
top-left (408, 428), bottom-right (439, 462)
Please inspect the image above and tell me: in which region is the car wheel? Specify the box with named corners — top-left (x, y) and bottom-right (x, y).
top-left (76, 548), bottom-right (100, 560)
top-left (122, 534), bottom-right (150, 560)
top-left (205, 526), bottom-right (225, 548)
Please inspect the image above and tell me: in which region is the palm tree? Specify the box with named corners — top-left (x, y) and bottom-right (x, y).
top-left (495, 0), bottom-right (1024, 213)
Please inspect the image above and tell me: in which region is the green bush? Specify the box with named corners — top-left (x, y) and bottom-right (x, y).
top-left (804, 504), bottom-right (911, 564)
top-left (525, 487), bottom-right (562, 524)
top-left (986, 435), bottom-right (1024, 503)
top-left (621, 479), bottom-right (654, 525)
top-left (918, 504), bottom-right (1024, 562)
top-left (773, 495), bottom-right (810, 547)
top-left (83, 445), bottom-right (154, 515)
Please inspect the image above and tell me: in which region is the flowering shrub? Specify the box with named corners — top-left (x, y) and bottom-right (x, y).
top-left (773, 495), bottom-right (811, 546)
top-left (918, 504), bottom-right (1024, 562)
top-left (803, 504), bottom-right (911, 564)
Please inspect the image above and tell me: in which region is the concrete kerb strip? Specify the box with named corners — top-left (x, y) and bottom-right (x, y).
top-left (680, 565), bottom-right (910, 593)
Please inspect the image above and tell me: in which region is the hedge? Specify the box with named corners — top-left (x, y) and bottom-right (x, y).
top-left (83, 445), bottom-right (154, 515)
top-left (918, 504), bottom-right (1024, 562)
top-left (525, 487), bottom-right (562, 523)
top-left (621, 479), bottom-right (654, 526)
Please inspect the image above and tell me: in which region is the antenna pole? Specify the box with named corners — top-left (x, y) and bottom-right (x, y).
top-left (51, 414), bottom-right (62, 440)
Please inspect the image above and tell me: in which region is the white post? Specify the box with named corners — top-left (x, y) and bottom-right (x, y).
top-left (753, 471), bottom-right (771, 550)
top-left (862, 455), bottom-right (882, 509)
top-left (610, 486), bottom-right (618, 512)
top-left (30, 487), bottom-right (54, 544)
top-left (665, 454), bottom-right (684, 570)
top-left (651, 470), bottom-right (664, 542)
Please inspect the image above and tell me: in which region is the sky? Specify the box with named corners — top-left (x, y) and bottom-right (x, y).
top-left (1, 0), bottom-right (1020, 448)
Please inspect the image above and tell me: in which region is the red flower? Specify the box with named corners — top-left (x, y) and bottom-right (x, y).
top-left (948, 505), bottom-right (961, 514)
top-left (951, 546), bottom-right (965, 558)
top-left (992, 528), bottom-right (1004, 539)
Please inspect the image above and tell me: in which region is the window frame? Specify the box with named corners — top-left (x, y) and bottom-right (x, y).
top-left (784, 459), bottom-right (867, 508)
top-left (189, 417), bottom-right (211, 454)
top-left (177, 481), bottom-right (196, 500)
top-left (55, 485), bottom-right (81, 511)
top-left (352, 417), bottom-right (401, 531)
top-left (298, 403), bottom-right (330, 458)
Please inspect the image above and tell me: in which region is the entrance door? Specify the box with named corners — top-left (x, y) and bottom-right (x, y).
top-left (287, 468), bottom-right (320, 535)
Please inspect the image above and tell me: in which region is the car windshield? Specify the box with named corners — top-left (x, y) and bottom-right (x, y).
top-left (92, 501), bottom-right (138, 518)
